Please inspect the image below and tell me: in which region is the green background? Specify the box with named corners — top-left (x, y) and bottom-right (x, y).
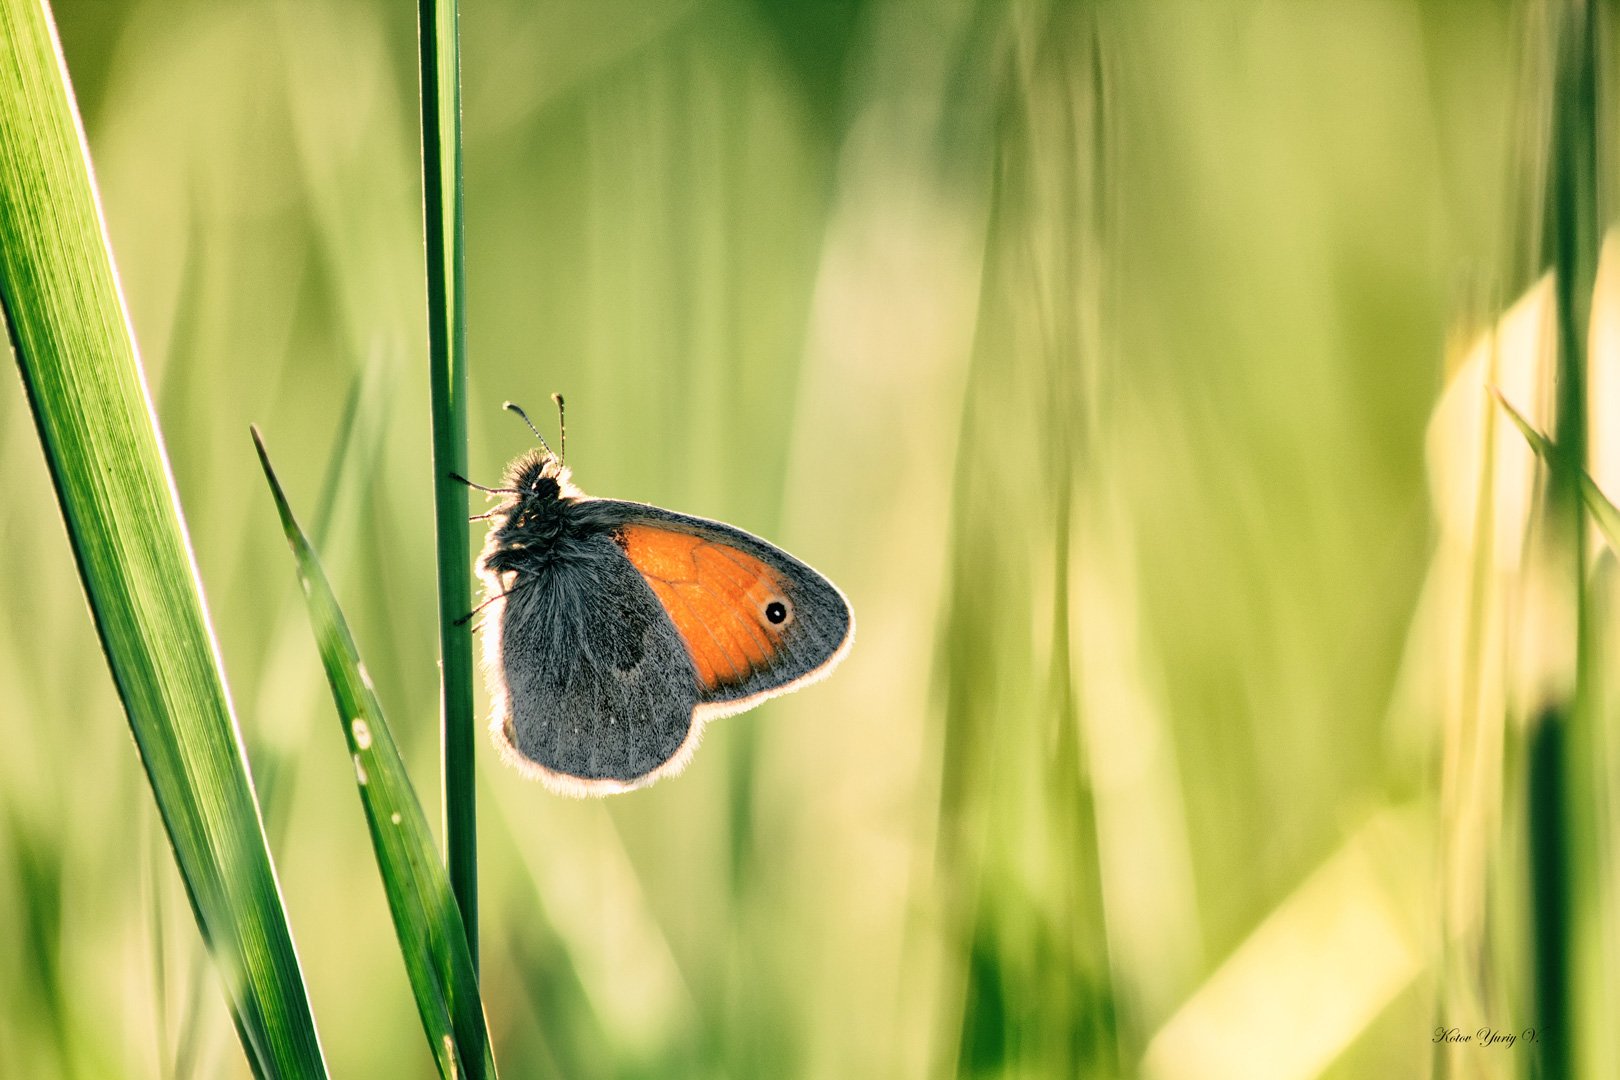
top-left (0, 2), bottom-right (1573, 1077)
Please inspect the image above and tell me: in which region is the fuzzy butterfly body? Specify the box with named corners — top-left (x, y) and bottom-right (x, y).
top-left (476, 447), bottom-right (853, 796)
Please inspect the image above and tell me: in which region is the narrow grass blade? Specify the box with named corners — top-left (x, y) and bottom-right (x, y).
top-left (0, 3), bottom-right (328, 1076)
top-left (256, 356), bottom-right (396, 847)
top-left (931, 9), bottom-right (1121, 1078)
top-left (1495, 391), bottom-right (1620, 559)
top-left (252, 430), bottom-right (495, 1080)
top-left (417, 0), bottom-right (478, 963)
top-left (1532, 4), bottom-right (1601, 1075)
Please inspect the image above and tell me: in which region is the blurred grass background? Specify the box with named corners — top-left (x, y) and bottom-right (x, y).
top-left (2, 0), bottom-right (1613, 1077)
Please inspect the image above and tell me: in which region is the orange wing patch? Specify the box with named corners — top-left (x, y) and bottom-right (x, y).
top-left (617, 525), bottom-right (791, 692)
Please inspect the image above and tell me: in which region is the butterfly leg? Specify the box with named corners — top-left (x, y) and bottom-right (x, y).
top-left (448, 471), bottom-right (522, 496)
top-left (453, 577), bottom-right (535, 628)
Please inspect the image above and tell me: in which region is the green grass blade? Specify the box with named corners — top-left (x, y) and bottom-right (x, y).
top-left (417, 0), bottom-right (478, 964)
top-left (1534, 5), bottom-right (1601, 1075)
top-left (252, 430), bottom-right (495, 1080)
top-left (0, 3), bottom-right (329, 1077)
top-left (255, 357), bottom-right (396, 847)
top-left (1495, 390), bottom-right (1620, 563)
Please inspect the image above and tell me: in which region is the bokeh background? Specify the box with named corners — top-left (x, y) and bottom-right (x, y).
top-left (0, 1), bottom-right (1596, 1077)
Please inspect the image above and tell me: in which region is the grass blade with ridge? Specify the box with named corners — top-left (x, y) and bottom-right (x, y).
top-left (0, 2), bottom-right (329, 1076)
top-left (417, 0), bottom-right (478, 963)
top-left (253, 429), bottom-right (495, 1080)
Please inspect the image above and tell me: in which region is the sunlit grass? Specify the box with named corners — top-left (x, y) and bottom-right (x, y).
top-left (255, 429), bottom-right (494, 1080)
top-left (0, 1), bottom-right (327, 1075)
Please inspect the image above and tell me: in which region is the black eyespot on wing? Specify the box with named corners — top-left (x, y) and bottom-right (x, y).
top-left (582, 498), bottom-right (853, 710)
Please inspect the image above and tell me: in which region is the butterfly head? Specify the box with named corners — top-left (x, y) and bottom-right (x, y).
top-left (479, 448), bottom-right (586, 577)
top-left (503, 449), bottom-right (577, 505)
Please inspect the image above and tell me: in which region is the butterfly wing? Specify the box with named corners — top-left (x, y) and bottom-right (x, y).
top-left (587, 500), bottom-right (855, 720)
top-left (484, 531), bottom-right (702, 795)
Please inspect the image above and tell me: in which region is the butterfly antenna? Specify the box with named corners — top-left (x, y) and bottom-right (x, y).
top-left (503, 401), bottom-right (554, 458)
top-left (551, 392), bottom-right (566, 463)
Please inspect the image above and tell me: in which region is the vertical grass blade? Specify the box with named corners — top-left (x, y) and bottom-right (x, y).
top-left (1529, 4), bottom-right (1601, 1077)
top-left (253, 430), bottom-right (495, 1080)
top-left (0, 2), bottom-right (329, 1076)
top-left (931, 7), bottom-right (1120, 1077)
top-left (417, 0), bottom-right (478, 965)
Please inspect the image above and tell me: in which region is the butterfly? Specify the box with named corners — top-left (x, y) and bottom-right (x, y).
top-left (463, 399), bottom-right (854, 796)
